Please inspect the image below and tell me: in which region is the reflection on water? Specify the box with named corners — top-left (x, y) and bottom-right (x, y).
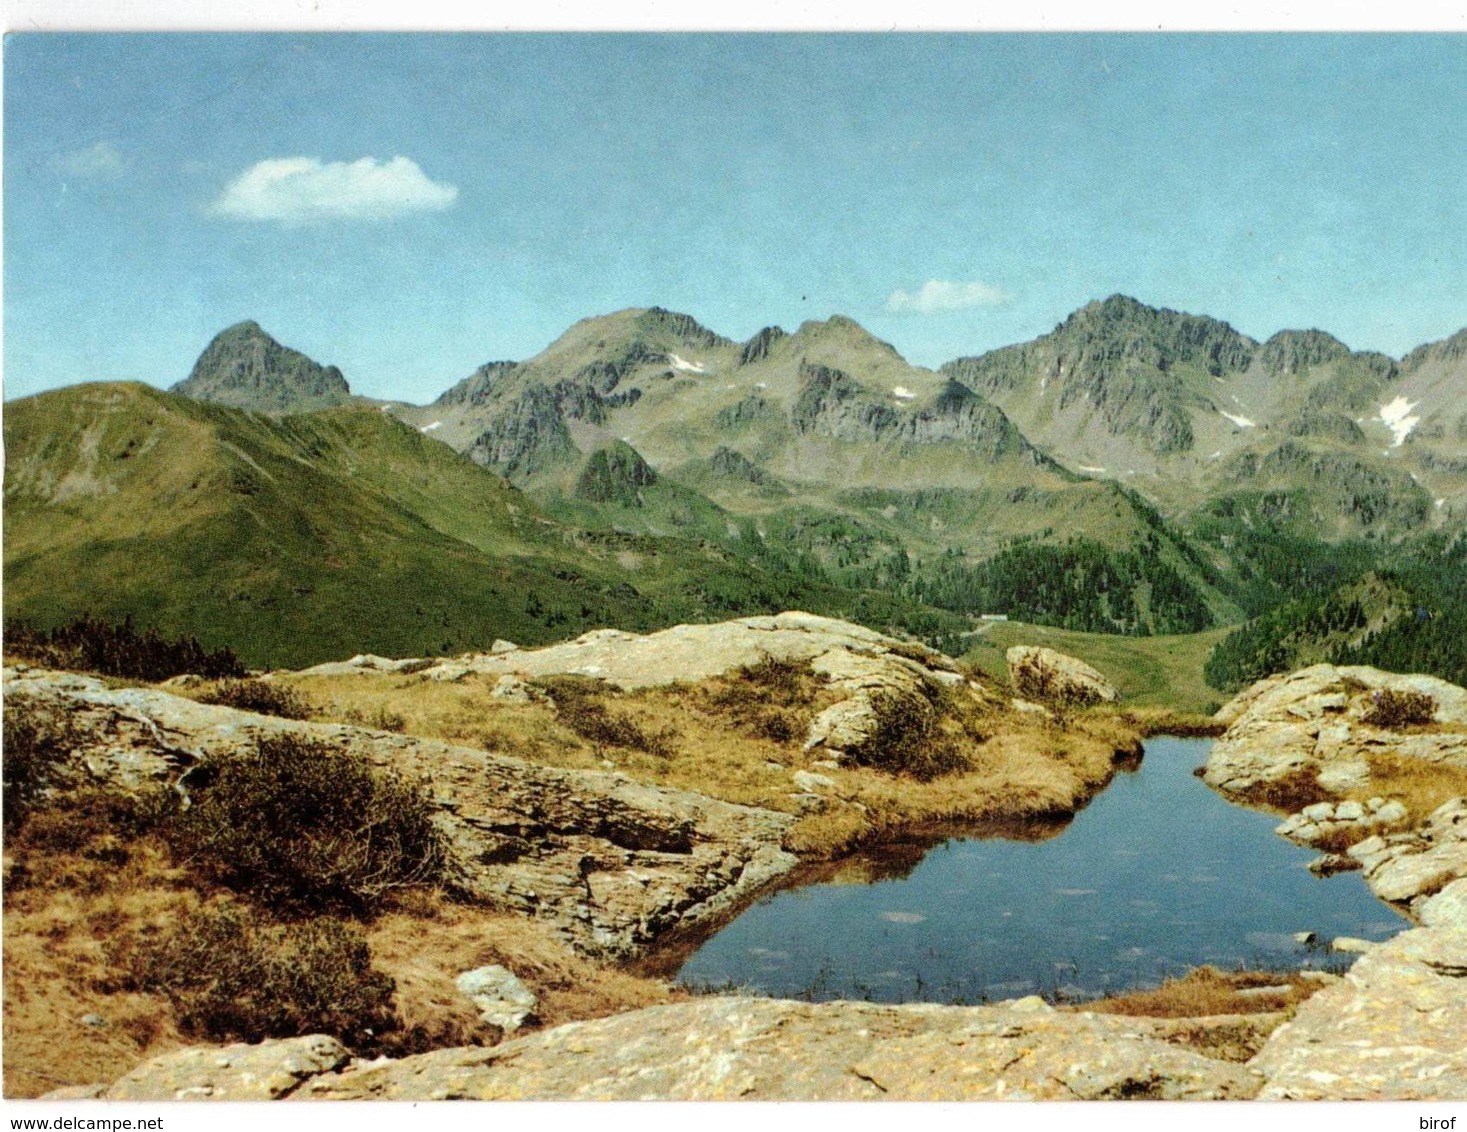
top-left (676, 738), bottom-right (1406, 1004)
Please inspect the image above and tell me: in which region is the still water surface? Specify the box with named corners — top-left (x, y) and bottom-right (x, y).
top-left (676, 738), bottom-right (1405, 1003)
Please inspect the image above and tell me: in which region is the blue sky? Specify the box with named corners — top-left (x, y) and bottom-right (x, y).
top-left (5, 34), bottom-right (1466, 403)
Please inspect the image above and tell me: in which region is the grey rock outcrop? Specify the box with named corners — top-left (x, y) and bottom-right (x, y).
top-left (1207, 665), bottom-right (1467, 919)
top-left (296, 997), bottom-right (1258, 1101)
top-left (1347, 798), bottom-right (1467, 911)
top-left (2, 666), bottom-right (795, 958)
top-left (1207, 664), bottom-right (1467, 803)
top-left (1249, 926), bottom-right (1467, 1099)
top-left (455, 966), bottom-right (538, 1034)
top-left (1006, 646), bottom-right (1119, 707)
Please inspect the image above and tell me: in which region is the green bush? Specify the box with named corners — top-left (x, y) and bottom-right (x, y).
top-left (5, 615), bottom-right (245, 681)
top-left (116, 902), bottom-right (396, 1046)
top-left (845, 687), bottom-right (971, 782)
top-left (166, 734), bottom-right (445, 913)
top-left (2, 695), bottom-right (82, 833)
top-left (1362, 688), bottom-right (1436, 729)
top-left (198, 678), bottom-right (313, 720)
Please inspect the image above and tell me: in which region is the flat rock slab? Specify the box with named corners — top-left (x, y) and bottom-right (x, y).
top-left (1250, 926), bottom-right (1467, 1099)
top-left (98, 1036), bottom-right (352, 1101)
top-left (3, 667), bottom-right (796, 958)
top-left (298, 997), bottom-right (1259, 1101)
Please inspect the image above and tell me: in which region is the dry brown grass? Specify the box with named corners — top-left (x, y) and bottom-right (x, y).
top-left (287, 667), bottom-right (1148, 859)
top-left (3, 838), bottom-right (197, 1097)
top-left (1106, 706), bottom-right (1227, 739)
top-left (365, 892), bottom-right (682, 1055)
top-left (1, 789), bottom-right (683, 1096)
top-left (1077, 965), bottom-right (1327, 1019)
top-left (1350, 752), bottom-right (1467, 826)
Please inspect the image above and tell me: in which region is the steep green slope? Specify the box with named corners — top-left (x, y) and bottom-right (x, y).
top-left (1203, 532), bottom-right (1467, 691)
top-left (3, 384), bottom-right (976, 668)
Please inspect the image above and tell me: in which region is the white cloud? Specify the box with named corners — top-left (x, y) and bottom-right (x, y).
top-left (210, 156), bottom-right (458, 224)
top-left (885, 279), bottom-right (1010, 315)
top-left (57, 141), bottom-right (124, 179)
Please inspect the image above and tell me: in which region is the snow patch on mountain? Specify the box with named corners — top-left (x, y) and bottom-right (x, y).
top-left (669, 354), bottom-right (707, 374)
top-left (1379, 397), bottom-right (1421, 447)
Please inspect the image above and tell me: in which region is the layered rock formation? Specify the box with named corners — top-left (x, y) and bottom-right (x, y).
top-left (2, 666), bottom-right (795, 958)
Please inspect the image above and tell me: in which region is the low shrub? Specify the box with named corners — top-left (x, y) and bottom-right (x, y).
top-left (701, 655), bottom-right (818, 744)
top-left (1362, 688), bottom-right (1436, 729)
top-left (5, 615), bottom-right (245, 681)
top-left (845, 687), bottom-right (971, 782)
top-left (165, 734), bottom-right (445, 913)
top-left (2, 695), bottom-right (83, 833)
top-left (115, 902), bottom-right (397, 1046)
top-left (535, 675), bottom-right (674, 756)
top-left (198, 678), bottom-right (313, 720)
top-left (733, 655), bottom-right (815, 705)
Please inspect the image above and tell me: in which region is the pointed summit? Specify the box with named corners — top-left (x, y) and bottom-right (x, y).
top-left (172, 321), bottom-right (351, 414)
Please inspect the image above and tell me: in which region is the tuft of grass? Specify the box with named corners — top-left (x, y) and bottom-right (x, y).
top-left (700, 654), bottom-right (821, 745)
top-left (1077, 965), bottom-right (1327, 1019)
top-left (196, 678), bottom-right (314, 720)
top-left (1355, 752), bottom-right (1467, 825)
top-left (2, 694), bottom-right (84, 834)
top-left (340, 705), bottom-right (409, 733)
top-left (165, 734), bottom-right (445, 914)
top-left (111, 901), bottom-right (397, 1048)
top-left (844, 687), bottom-right (972, 782)
top-left (1241, 765), bottom-right (1333, 812)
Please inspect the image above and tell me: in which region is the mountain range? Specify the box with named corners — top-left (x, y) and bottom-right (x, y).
top-left (6, 295), bottom-right (1465, 672)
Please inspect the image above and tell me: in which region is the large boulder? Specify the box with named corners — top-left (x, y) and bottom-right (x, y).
top-left (298, 611), bottom-right (960, 692)
top-left (296, 997), bottom-right (1257, 1101)
top-left (455, 966), bottom-right (538, 1034)
top-left (1005, 647), bottom-right (1118, 708)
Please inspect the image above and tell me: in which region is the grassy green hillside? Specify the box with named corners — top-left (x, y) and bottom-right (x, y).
top-left (3, 384), bottom-right (980, 669)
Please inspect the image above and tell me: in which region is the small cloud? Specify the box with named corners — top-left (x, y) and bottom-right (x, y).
top-left (210, 155), bottom-right (458, 224)
top-left (886, 279), bottom-right (1011, 315)
top-left (56, 141), bottom-right (124, 179)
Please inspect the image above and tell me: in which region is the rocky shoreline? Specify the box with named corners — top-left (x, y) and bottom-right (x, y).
top-left (11, 627), bottom-right (1467, 1101)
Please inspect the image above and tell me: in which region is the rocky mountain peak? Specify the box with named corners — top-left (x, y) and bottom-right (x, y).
top-left (1403, 327), bottom-right (1467, 370)
top-left (172, 321), bottom-right (351, 415)
top-left (632, 307), bottom-right (732, 350)
top-left (1260, 330), bottom-right (1352, 376)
